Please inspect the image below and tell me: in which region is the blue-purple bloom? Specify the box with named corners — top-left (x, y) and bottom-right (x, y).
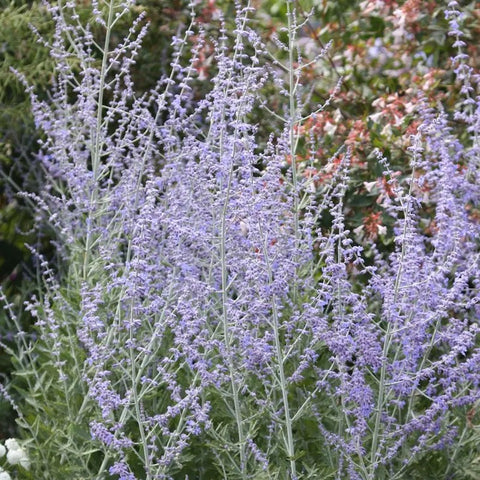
top-left (4, 0), bottom-right (480, 479)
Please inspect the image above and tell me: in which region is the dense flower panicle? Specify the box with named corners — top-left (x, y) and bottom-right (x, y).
top-left (4, 0), bottom-right (480, 479)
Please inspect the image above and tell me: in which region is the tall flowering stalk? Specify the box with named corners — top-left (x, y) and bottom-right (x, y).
top-left (2, 1), bottom-right (480, 479)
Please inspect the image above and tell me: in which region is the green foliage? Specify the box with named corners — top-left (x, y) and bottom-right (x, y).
top-left (0, 0), bottom-right (56, 301)
top-left (0, 1), bottom-right (54, 153)
top-left (6, 287), bottom-right (104, 479)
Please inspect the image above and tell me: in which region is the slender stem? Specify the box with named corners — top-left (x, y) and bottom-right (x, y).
top-left (218, 107), bottom-right (247, 479)
top-left (220, 175), bottom-right (247, 475)
top-left (83, 0), bottom-right (115, 280)
top-left (287, 1), bottom-right (300, 297)
top-left (369, 166), bottom-right (416, 478)
top-left (212, 5), bottom-right (257, 476)
top-left (128, 301), bottom-right (153, 479)
top-left (256, 216), bottom-right (297, 477)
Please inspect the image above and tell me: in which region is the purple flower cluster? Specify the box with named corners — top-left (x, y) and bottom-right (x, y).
top-left (10, 1), bottom-right (480, 479)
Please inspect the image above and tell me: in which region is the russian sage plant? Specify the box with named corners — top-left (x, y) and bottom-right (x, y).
top-left (2, 0), bottom-right (480, 479)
